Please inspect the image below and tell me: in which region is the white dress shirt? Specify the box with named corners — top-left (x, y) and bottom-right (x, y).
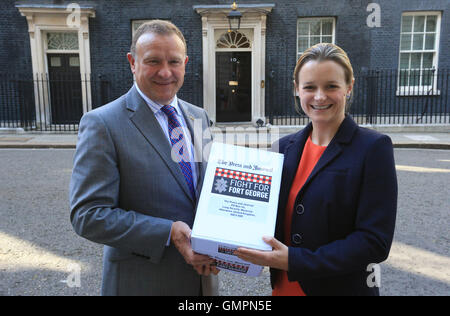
top-left (135, 84), bottom-right (199, 247)
top-left (135, 84), bottom-right (198, 191)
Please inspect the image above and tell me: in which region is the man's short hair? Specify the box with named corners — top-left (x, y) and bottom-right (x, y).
top-left (130, 20), bottom-right (187, 57)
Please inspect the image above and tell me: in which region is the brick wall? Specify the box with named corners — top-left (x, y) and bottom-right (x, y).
top-left (3, 0), bottom-right (449, 115)
top-left (1, 0), bottom-right (32, 75)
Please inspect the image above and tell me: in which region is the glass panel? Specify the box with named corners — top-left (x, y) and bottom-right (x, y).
top-left (400, 34), bottom-right (412, 50)
top-left (310, 21), bottom-right (321, 35)
top-left (322, 21), bottom-right (333, 35)
top-left (425, 34), bottom-right (435, 50)
top-left (50, 57), bottom-right (61, 67)
top-left (422, 53), bottom-right (433, 69)
top-left (410, 69), bottom-right (420, 86)
top-left (412, 34), bottom-right (424, 50)
top-left (322, 36), bottom-right (332, 44)
top-left (401, 16), bottom-right (413, 32)
top-left (399, 53), bottom-right (410, 69)
top-left (236, 37), bottom-right (246, 46)
top-left (422, 69), bottom-right (432, 86)
top-left (399, 69), bottom-right (409, 86)
top-left (230, 31), bottom-right (237, 43)
top-left (133, 22), bottom-right (144, 33)
top-left (216, 31), bottom-right (251, 49)
top-left (426, 15), bottom-right (437, 32)
top-left (47, 33), bottom-right (79, 50)
top-left (310, 36), bottom-right (321, 46)
top-left (298, 37), bottom-right (309, 52)
top-left (298, 22), bottom-right (309, 35)
top-left (235, 32), bottom-right (242, 43)
top-left (410, 53), bottom-right (422, 69)
top-left (413, 16), bottom-right (425, 32)
top-left (69, 56), bottom-right (80, 67)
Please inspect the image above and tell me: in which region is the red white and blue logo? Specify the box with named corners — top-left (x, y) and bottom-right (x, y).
top-left (211, 168), bottom-right (272, 202)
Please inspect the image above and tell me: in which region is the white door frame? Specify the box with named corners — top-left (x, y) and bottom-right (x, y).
top-left (194, 4), bottom-right (274, 125)
top-left (17, 4), bottom-right (95, 125)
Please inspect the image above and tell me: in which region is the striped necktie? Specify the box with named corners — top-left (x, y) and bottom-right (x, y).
top-left (160, 104), bottom-right (196, 201)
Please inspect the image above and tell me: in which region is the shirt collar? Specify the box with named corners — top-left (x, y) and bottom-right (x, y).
top-left (135, 83), bottom-right (180, 116)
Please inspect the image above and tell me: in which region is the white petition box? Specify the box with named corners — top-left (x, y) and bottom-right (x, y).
top-left (191, 142), bottom-right (284, 276)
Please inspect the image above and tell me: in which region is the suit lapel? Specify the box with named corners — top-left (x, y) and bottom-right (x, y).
top-left (299, 115), bottom-right (357, 194)
top-left (300, 141), bottom-right (343, 193)
top-left (279, 125), bottom-right (311, 209)
top-left (126, 87), bottom-right (195, 204)
top-left (276, 124), bottom-right (311, 238)
top-left (276, 116), bottom-right (357, 239)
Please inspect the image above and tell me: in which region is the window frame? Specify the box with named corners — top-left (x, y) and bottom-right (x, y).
top-left (397, 11), bottom-right (441, 96)
top-left (45, 31), bottom-right (79, 54)
top-left (296, 17), bottom-right (336, 59)
top-left (131, 20), bottom-right (152, 36)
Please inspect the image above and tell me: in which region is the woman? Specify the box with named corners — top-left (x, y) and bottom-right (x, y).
top-left (235, 43), bottom-right (397, 296)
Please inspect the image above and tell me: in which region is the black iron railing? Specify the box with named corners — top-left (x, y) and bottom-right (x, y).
top-left (266, 68), bottom-right (449, 126)
top-left (0, 69), bottom-right (448, 132)
top-left (0, 72), bottom-right (128, 132)
top-left (0, 71), bottom-right (203, 132)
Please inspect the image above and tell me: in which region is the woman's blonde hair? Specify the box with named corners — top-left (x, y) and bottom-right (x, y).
top-left (293, 43), bottom-right (355, 113)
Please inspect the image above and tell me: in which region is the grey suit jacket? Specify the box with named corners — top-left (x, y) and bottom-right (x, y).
top-left (69, 85), bottom-right (218, 296)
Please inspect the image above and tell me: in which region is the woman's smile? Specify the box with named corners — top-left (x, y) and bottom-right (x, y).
top-left (310, 104), bottom-right (333, 110)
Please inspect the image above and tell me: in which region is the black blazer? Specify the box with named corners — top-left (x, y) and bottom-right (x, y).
top-left (271, 115), bottom-right (398, 296)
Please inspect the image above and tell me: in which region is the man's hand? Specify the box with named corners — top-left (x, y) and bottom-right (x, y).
top-left (171, 221), bottom-right (216, 274)
top-left (193, 263), bottom-right (220, 276)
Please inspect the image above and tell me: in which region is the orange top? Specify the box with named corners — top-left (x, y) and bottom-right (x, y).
top-left (272, 135), bottom-right (327, 296)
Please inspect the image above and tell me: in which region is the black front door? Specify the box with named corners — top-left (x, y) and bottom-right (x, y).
top-left (47, 54), bottom-right (82, 124)
top-left (216, 52), bottom-right (251, 122)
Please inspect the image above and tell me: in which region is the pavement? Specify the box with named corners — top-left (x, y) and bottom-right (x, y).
top-left (1, 128), bottom-right (449, 296)
top-left (1, 145), bottom-right (449, 296)
top-left (0, 125), bottom-right (449, 149)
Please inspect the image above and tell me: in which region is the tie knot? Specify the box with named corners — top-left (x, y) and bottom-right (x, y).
top-left (160, 104), bottom-right (177, 118)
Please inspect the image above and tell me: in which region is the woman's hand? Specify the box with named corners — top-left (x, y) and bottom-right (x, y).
top-left (234, 236), bottom-right (289, 271)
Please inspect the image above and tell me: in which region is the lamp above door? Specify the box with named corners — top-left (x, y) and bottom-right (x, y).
top-left (227, 2), bottom-right (242, 32)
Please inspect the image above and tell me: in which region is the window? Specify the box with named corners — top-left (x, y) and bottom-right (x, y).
top-left (216, 31), bottom-right (251, 49)
top-left (297, 18), bottom-right (335, 58)
top-left (398, 12), bottom-right (441, 94)
top-left (131, 19), bottom-right (171, 37)
top-left (47, 32), bottom-right (79, 50)
top-left (132, 20), bottom-right (150, 35)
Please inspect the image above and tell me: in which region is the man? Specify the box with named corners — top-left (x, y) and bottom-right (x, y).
top-left (69, 20), bottom-right (219, 296)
